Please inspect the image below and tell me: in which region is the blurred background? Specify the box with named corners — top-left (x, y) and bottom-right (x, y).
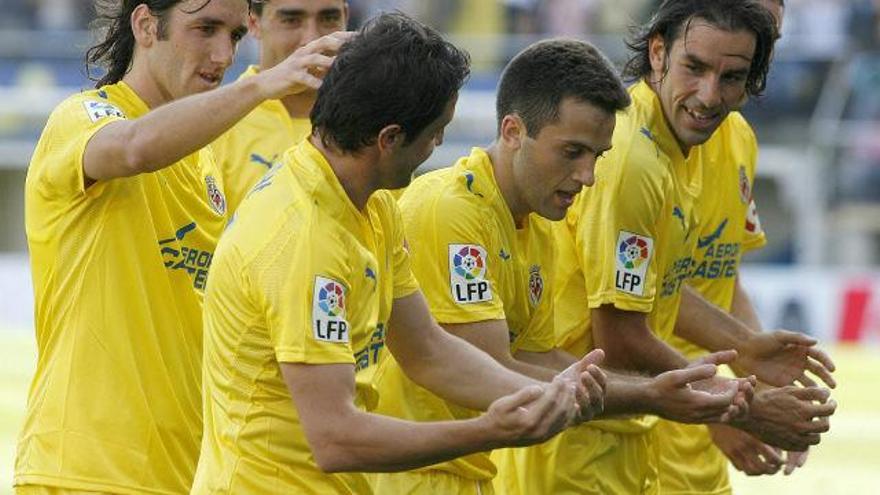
top-left (0, 0), bottom-right (877, 493)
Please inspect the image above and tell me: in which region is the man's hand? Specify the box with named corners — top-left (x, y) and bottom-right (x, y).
top-left (645, 364), bottom-right (733, 424)
top-left (257, 31), bottom-right (355, 100)
top-left (735, 330), bottom-right (836, 388)
top-left (734, 386), bottom-right (836, 451)
top-left (482, 377), bottom-right (578, 448)
top-left (783, 449), bottom-right (809, 475)
top-left (557, 349), bottom-right (607, 424)
top-left (709, 424), bottom-right (782, 476)
top-left (690, 350), bottom-right (756, 422)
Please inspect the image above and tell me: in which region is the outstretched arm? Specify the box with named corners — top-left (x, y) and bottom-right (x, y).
top-left (386, 291), bottom-right (546, 411)
top-left (83, 32), bottom-right (351, 184)
top-left (282, 361), bottom-right (577, 473)
top-left (676, 284), bottom-right (835, 388)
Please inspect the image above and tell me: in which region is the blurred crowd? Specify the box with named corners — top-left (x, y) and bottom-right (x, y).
top-left (2, 0), bottom-right (878, 52)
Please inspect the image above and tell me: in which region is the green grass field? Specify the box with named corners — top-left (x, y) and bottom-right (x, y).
top-left (0, 332), bottom-right (876, 494)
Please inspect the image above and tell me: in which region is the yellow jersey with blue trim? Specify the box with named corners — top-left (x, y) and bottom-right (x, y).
top-left (211, 65), bottom-right (312, 214)
top-left (192, 139), bottom-right (419, 494)
top-left (669, 111), bottom-right (766, 359)
top-left (18, 81), bottom-right (227, 494)
top-left (656, 113), bottom-right (765, 495)
top-left (552, 80), bottom-right (705, 434)
top-left (372, 147), bottom-right (557, 482)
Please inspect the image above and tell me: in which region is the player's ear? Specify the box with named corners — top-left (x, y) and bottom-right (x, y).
top-left (131, 3), bottom-right (160, 47)
top-left (648, 34), bottom-right (668, 79)
top-left (341, 2), bottom-right (351, 28)
top-left (377, 124), bottom-right (404, 152)
top-left (499, 114), bottom-right (526, 150)
top-left (248, 10), bottom-right (262, 39)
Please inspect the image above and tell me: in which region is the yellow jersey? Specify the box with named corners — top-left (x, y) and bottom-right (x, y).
top-left (372, 148), bottom-right (557, 482)
top-left (192, 139), bottom-right (419, 494)
top-left (18, 81), bottom-right (227, 494)
top-left (655, 114), bottom-right (766, 495)
top-left (669, 112), bottom-right (766, 359)
top-left (211, 65), bottom-right (312, 214)
top-left (553, 80), bottom-right (708, 433)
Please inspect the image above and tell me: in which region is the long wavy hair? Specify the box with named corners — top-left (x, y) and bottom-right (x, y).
top-left (85, 0), bottom-right (214, 88)
top-left (622, 0), bottom-right (778, 97)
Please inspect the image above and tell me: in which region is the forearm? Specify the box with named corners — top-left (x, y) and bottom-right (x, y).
top-left (675, 284), bottom-right (754, 352)
top-left (601, 370), bottom-right (655, 417)
top-left (592, 304), bottom-right (688, 374)
top-left (124, 77), bottom-right (267, 172)
top-left (318, 409), bottom-right (497, 473)
top-left (399, 326), bottom-right (540, 411)
top-left (514, 349), bottom-right (578, 373)
top-left (602, 331), bottom-right (687, 375)
top-left (731, 278), bottom-right (763, 331)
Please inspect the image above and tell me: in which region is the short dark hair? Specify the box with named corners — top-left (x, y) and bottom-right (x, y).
top-left (496, 38), bottom-right (630, 137)
top-left (623, 0), bottom-right (778, 97)
top-left (310, 12), bottom-right (470, 153)
top-left (86, 0), bottom-right (217, 88)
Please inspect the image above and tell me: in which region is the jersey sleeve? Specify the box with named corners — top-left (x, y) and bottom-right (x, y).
top-left (258, 220), bottom-right (357, 366)
top-left (739, 120), bottom-right (767, 252)
top-left (576, 146), bottom-right (670, 314)
top-left (384, 193), bottom-right (420, 299)
top-left (29, 94), bottom-right (126, 199)
top-left (399, 188), bottom-right (505, 325)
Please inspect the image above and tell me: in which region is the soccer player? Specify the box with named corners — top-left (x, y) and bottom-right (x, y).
top-left (498, 1), bottom-right (833, 493)
top-left (212, 0), bottom-right (348, 213)
top-left (372, 39), bottom-right (754, 495)
top-left (192, 13), bottom-right (604, 494)
top-left (16, 0), bottom-right (349, 492)
top-left (660, 0), bottom-right (836, 488)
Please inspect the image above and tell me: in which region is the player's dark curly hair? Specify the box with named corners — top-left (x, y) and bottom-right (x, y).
top-left (86, 0), bottom-right (236, 88)
top-left (496, 38), bottom-right (630, 138)
top-left (622, 0), bottom-right (778, 97)
top-left (310, 12), bottom-right (470, 153)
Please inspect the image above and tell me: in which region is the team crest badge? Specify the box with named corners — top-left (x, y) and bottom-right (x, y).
top-left (449, 244), bottom-right (492, 304)
top-left (615, 231), bottom-right (653, 296)
top-left (738, 165), bottom-right (750, 204)
top-left (205, 175), bottom-right (226, 215)
top-left (528, 265), bottom-right (544, 306)
top-left (312, 276), bottom-right (349, 343)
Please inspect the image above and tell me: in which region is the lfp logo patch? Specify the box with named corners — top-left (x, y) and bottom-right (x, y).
top-left (312, 276), bottom-right (349, 343)
top-left (83, 100), bottom-right (125, 122)
top-left (449, 244), bottom-right (492, 304)
top-left (615, 231), bottom-right (653, 296)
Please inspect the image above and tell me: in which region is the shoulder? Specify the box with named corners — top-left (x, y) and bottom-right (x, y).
top-left (45, 88), bottom-right (126, 132)
top-left (400, 166), bottom-right (488, 226)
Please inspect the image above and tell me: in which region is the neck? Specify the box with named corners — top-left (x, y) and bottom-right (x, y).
top-left (486, 142), bottom-right (529, 227)
top-left (281, 92), bottom-right (317, 119)
top-left (121, 58), bottom-right (171, 110)
top-left (309, 134), bottom-right (378, 210)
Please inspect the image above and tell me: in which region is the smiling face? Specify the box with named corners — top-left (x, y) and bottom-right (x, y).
top-left (649, 19), bottom-right (756, 153)
top-left (145, 0), bottom-right (248, 100)
top-left (509, 97), bottom-right (615, 221)
top-left (250, 0), bottom-right (347, 70)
